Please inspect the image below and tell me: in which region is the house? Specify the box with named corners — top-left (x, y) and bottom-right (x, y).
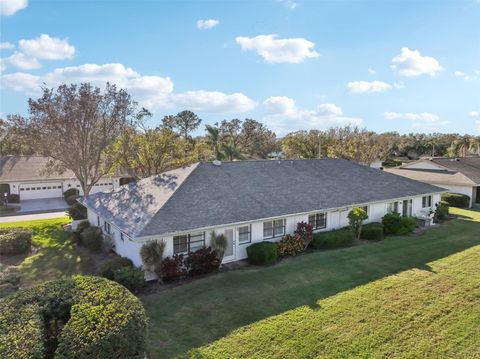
top-left (385, 157), bottom-right (480, 208)
top-left (0, 156), bottom-right (134, 201)
top-left (81, 159), bottom-right (445, 267)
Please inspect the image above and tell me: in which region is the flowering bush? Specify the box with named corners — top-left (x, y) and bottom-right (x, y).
top-left (294, 221), bottom-right (313, 247)
top-left (278, 234), bottom-right (305, 257)
top-left (161, 254), bottom-right (187, 282)
top-left (186, 247), bottom-right (221, 276)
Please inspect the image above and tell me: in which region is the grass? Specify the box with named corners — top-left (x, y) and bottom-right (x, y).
top-left (0, 217), bottom-right (93, 287)
top-left (142, 208), bottom-right (480, 358)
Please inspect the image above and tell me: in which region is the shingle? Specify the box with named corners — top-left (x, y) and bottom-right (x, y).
top-left (431, 158), bottom-right (480, 183)
top-left (0, 156), bottom-right (76, 181)
top-left (84, 159), bottom-right (444, 238)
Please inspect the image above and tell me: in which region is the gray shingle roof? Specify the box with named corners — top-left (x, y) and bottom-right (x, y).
top-left (0, 156), bottom-right (76, 181)
top-left (83, 159), bottom-right (445, 238)
top-left (430, 157), bottom-right (480, 184)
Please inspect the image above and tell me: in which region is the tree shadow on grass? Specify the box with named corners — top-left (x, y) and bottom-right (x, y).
top-left (142, 217), bottom-right (480, 359)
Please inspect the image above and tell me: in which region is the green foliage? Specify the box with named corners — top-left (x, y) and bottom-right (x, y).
top-left (360, 223), bottom-right (385, 241)
top-left (80, 226), bottom-right (103, 252)
top-left (0, 228), bottom-right (32, 255)
top-left (382, 213), bottom-right (417, 235)
top-left (382, 158), bottom-right (402, 168)
top-left (441, 192), bottom-right (470, 208)
top-left (65, 195), bottom-right (78, 206)
top-left (348, 207), bottom-right (369, 240)
top-left (112, 267), bottom-right (146, 293)
top-left (6, 194), bottom-right (19, 203)
top-left (68, 202), bottom-right (87, 220)
top-left (0, 276), bottom-right (147, 359)
top-left (278, 234), bottom-right (305, 257)
top-left (140, 240), bottom-right (165, 277)
top-left (246, 242), bottom-right (279, 265)
top-left (100, 256), bottom-right (133, 279)
top-left (210, 231), bottom-right (228, 261)
top-left (310, 229), bottom-right (354, 250)
top-left (0, 267), bottom-right (21, 299)
top-left (434, 201), bottom-right (449, 223)
top-left (63, 188), bottom-right (79, 199)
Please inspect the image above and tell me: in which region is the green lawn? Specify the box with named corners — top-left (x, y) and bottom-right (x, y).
top-left (0, 218), bottom-right (93, 287)
top-left (142, 208), bottom-right (480, 358)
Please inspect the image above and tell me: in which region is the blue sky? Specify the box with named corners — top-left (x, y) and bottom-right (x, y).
top-left (1, 0), bottom-right (479, 136)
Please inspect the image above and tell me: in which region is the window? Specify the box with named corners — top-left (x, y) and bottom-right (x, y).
top-left (308, 212), bottom-right (327, 230)
top-left (104, 221), bottom-right (111, 234)
top-left (263, 219), bottom-right (285, 239)
top-left (238, 225), bottom-right (251, 244)
top-left (42, 187), bottom-right (46, 190)
top-left (361, 205), bottom-right (369, 215)
top-left (47, 186), bottom-right (51, 189)
top-left (20, 188), bottom-right (24, 191)
top-left (402, 199), bottom-right (413, 217)
top-left (422, 195), bottom-right (432, 208)
top-left (173, 232), bottom-right (205, 254)
top-left (387, 202), bottom-right (399, 214)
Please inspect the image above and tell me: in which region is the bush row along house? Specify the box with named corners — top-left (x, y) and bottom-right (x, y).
top-left (0, 156), bottom-right (134, 201)
top-left (81, 159), bottom-right (445, 268)
top-left (386, 157), bottom-right (480, 207)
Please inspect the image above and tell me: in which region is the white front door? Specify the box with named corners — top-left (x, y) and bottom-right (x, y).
top-left (222, 228), bottom-right (236, 263)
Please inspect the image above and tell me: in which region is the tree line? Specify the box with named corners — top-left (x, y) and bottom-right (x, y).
top-left (0, 83), bottom-right (479, 196)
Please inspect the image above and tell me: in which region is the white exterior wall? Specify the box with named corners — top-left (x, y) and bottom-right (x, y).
top-left (86, 193), bottom-right (443, 268)
top-left (430, 183), bottom-right (474, 207)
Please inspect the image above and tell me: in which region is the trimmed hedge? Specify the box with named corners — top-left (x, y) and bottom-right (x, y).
top-left (382, 213), bottom-right (417, 235)
top-left (310, 228), bottom-right (354, 250)
top-left (80, 226), bottom-right (103, 252)
top-left (99, 256), bottom-right (133, 279)
top-left (0, 276), bottom-right (148, 359)
top-left (246, 242), bottom-right (279, 265)
top-left (360, 222), bottom-right (385, 241)
top-left (6, 194), bottom-right (19, 204)
top-left (112, 267), bottom-right (146, 293)
top-left (0, 228), bottom-right (32, 255)
top-left (441, 192), bottom-right (470, 208)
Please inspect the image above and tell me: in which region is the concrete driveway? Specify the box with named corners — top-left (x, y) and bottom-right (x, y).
top-left (0, 211), bottom-right (68, 223)
top-left (17, 198), bottom-right (69, 214)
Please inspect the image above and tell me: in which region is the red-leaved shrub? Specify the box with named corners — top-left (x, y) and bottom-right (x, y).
top-left (186, 247), bottom-right (220, 276)
top-left (278, 234), bottom-right (305, 257)
top-left (294, 221), bottom-right (313, 247)
top-left (160, 255), bottom-right (187, 282)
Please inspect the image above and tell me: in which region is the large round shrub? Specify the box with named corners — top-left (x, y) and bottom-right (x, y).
top-left (0, 275), bottom-right (148, 359)
top-left (360, 222), bottom-right (384, 241)
top-left (309, 228), bottom-right (353, 250)
top-left (246, 242), bottom-right (279, 265)
top-left (382, 213), bottom-right (416, 235)
top-left (0, 228), bottom-right (32, 255)
top-left (441, 192), bottom-right (470, 208)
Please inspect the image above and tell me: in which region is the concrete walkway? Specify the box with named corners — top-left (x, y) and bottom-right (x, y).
top-left (0, 211), bottom-right (68, 223)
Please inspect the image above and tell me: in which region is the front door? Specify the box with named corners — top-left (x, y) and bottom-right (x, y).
top-left (402, 199), bottom-right (412, 217)
top-left (222, 228), bottom-right (235, 263)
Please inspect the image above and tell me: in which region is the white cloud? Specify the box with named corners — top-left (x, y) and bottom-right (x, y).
top-left (384, 111), bottom-right (449, 129)
top-left (0, 41), bottom-right (14, 49)
top-left (19, 34), bottom-right (75, 60)
top-left (277, 0), bottom-right (297, 9)
top-left (391, 47), bottom-right (443, 77)
top-left (346, 80), bottom-right (392, 94)
top-left (0, 0), bottom-right (28, 16)
top-left (454, 70), bottom-right (478, 81)
top-left (0, 63), bottom-right (256, 113)
top-left (469, 111), bottom-right (480, 118)
top-left (263, 96), bottom-right (362, 134)
top-left (196, 19), bottom-right (219, 30)
top-left (2, 52), bottom-right (41, 69)
top-left (367, 68), bottom-right (376, 75)
top-left (236, 34), bottom-right (319, 64)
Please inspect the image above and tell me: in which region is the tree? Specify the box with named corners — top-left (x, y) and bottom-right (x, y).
top-left (219, 119), bottom-right (242, 149)
top-left (16, 83), bottom-right (140, 197)
top-left (0, 116), bottom-right (36, 155)
top-left (348, 207), bottom-right (368, 240)
top-left (282, 130), bottom-right (326, 159)
top-left (222, 141), bottom-right (243, 161)
top-left (205, 124), bottom-right (222, 160)
top-left (240, 119), bottom-right (278, 158)
top-left (161, 111), bottom-right (201, 139)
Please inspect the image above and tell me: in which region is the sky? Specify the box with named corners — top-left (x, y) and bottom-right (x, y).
top-left (0, 0), bottom-right (479, 136)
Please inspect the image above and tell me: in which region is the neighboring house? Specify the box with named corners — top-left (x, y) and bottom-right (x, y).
top-left (81, 159), bottom-right (445, 267)
top-left (0, 156), bottom-right (134, 201)
top-left (385, 157), bottom-right (480, 208)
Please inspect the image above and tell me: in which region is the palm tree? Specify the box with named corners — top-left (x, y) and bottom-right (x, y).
top-left (205, 124), bottom-right (222, 160)
top-left (222, 141), bottom-right (243, 161)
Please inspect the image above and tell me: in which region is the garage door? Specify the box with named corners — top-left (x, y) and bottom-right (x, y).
top-left (19, 183), bottom-right (63, 200)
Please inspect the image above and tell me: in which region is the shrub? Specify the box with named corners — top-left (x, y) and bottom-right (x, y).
top-left (6, 194), bottom-right (19, 203)
top-left (360, 222), bottom-right (385, 241)
top-left (186, 247), bottom-right (221, 276)
top-left (80, 226), bottom-right (103, 252)
top-left (310, 228), bottom-right (353, 250)
top-left (348, 207), bottom-right (368, 240)
top-left (161, 255), bottom-right (187, 282)
top-left (112, 267), bottom-right (146, 293)
top-left (441, 192), bottom-right (470, 208)
top-left (63, 188), bottom-right (80, 199)
top-left (0, 276), bottom-right (147, 359)
top-left (0, 229), bottom-right (32, 255)
top-left (382, 213), bottom-right (417, 235)
top-left (294, 221), bottom-right (313, 247)
top-left (278, 234), bottom-right (305, 257)
top-left (0, 266), bottom-right (20, 299)
top-left (434, 201), bottom-right (449, 223)
top-left (246, 242), bottom-right (279, 265)
top-left (68, 202), bottom-right (87, 220)
top-left (210, 231), bottom-right (228, 261)
top-left (100, 256), bottom-right (133, 279)
top-left (140, 240), bottom-right (165, 278)
top-left (65, 194), bottom-right (78, 206)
